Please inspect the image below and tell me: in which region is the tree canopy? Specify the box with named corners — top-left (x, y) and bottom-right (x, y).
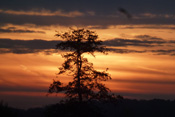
top-left (48, 29), bottom-right (115, 102)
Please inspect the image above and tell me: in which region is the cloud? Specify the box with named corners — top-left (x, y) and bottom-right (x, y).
top-left (0, 0), bottom-right (175, 26)
top-left (103, 35), bottom-right (175, 56)
top-left (0, 27), bottom-right (45, 33)
top-left (134, 13), bottom-right (175, 19)
top-left (1, 12), bottom-right (175, 27)
top-left (87, 11), bottom-right (96, 16)
top-left (104, 35), bottom-right (175, 48)
top-left (1, 0), bottom-right (174, 15)
top-left (0, 47), bottom-right (146, 55)
top-left (118, 25), bottom-right (175, 30)
top-left (168, 40), bottom-right (175, 43)
top-left (87, 25), bottom-right (110, 29)
top-left (0, 9), bottom-right (84, 17)
top-left (0, 38), bottom-right (174, 55)
top-left (108, 48), bottom-right (146, 54)
top-left (0, 39), bottom-right (59, 49)
top-left (151, 49), bottom-right (175, 56)
top-left (0, 48), bottom-right (59, 55)
top-left (141, 13), bottom-right (157, 18)
top-left (112, 79), bottom-right (175, 85)
top-left (134, 35), bottom-right (165, 41)
top-left (0, 38), bottom-right (146, 54)
top-left (0, 48), bottom-right (41, 54)
top-left (103, 36), bottom-right (166, 47)
top-left (0, 39), bottom-right (61, 54)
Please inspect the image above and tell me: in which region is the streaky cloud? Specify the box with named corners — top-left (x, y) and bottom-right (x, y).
top-left (103, 38), bottom-right (166, 47)
top-left (151, 49), bottom-right (175, 56)
top-left (112, 79), bottom-right (175, 85)
top-left (0, 38), bottom-right (60, 49)
top-left (118, 25), bottom-right (175, 30)
top-left (134, 35), bottom-right (165, 41)
top-left (0, 27), bottom-right (45, 33)
top-left (0, 0), bottom-right (175, 26)
top-left (0, 9), bottom-right (84, 17)
top-left (108, 48), bottom-right (146, 54)
top-left (0, 38), bottom-right (174, 56)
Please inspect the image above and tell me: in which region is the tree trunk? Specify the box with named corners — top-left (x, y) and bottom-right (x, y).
top-left (77, 52), bottom-right (82, 102)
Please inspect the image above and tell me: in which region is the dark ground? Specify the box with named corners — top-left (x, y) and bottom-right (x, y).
top-left (1, 99), bottom-right (175, 117)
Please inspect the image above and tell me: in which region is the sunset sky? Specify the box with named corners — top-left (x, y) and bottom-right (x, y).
top-left (0, 0), bottom-right (175, 109)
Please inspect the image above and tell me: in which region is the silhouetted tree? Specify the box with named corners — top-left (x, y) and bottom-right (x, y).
top-left (48, 29), bottom-right (114, 102)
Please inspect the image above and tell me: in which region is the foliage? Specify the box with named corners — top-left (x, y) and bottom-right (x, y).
top-left (48, 28), bottom-right (115, 102)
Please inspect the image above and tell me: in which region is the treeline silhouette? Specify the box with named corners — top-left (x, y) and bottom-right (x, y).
top-left (1, 99), bottom-right (175, 117)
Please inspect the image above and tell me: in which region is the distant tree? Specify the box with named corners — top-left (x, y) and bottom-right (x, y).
top-left (48, 29), bottom-right (115, 102)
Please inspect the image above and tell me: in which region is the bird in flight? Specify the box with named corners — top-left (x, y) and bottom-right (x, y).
top-left (118, 7), bottom-right (132, 19)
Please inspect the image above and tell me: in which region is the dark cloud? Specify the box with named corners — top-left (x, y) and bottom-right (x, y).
top-left (112, 79), bottom-right (175, 85)
top-left (151, 49), bottom-right (175, 56)
top-left (0, 38), bottom-right (59, 49)
top-left (134, 35), bottom-right (165, 41)
top-left (103, 35), bottom-right (175, 56)
top-left (1, 12), bottom-right (175, 27)
top-left (169, 40), bottom-right (175, 43)
top-left (0, 0), bottom-right (174, 14)
top-left (103, 37), bottom-right (166, 47)
top-left (114, 92), bottom-right (175, 100)
top-left (0, 48), bottom-right (43, 54)
top-left (118, 25), bottom-right (175, 30)
top-left (104, 35), bottom-right (175, 48)
top-left (87, 25), bottom-right (110, 29)
top-left (0, 38), bottom-right (146, 54)
top-left (0, 48), bottom-right (60, 55)
top-left (0, 38), bottom-right (174, 55)
top-left (0, 39), bottom-right (60, 54)
top-left (0, 0), bottom-right (175, 26)
top-left (108, 48), bottom-right (146, 54)
top-left (0, 27), bottom-right (45, 33)
top-left (0, 47), bottom-right (146, 55)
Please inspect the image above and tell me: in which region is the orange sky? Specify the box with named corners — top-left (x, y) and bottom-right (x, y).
top-left (0, 24), bottom-right (175, 109)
